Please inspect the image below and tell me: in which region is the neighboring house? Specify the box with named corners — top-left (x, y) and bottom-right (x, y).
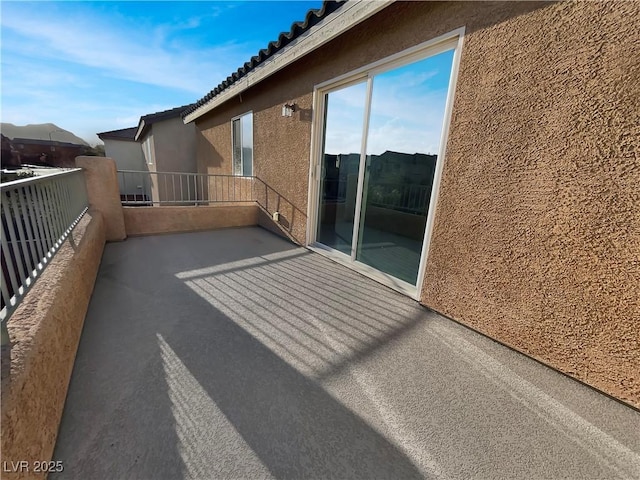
top-left (0, 134), bottom-right (18, 167)
top-left (98, 104), bottom-right (196, 204)
top-left (182, 1), bottom-right (639, 405)
top-left (97, 127), bottom-right (148, 202)
top-left (9, 138), bottom-right (87, 168)
top-left (97, 127), bottom-right (143, 170)
top-left (1, 122), bottom-right (90, 167)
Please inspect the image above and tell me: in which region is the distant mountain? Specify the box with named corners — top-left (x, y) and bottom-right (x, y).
top-left (0, 123), bottom-right (89, 146)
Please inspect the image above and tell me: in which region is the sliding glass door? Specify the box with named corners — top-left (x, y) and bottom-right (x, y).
top-left (316, 81), bottom-right (367, 256)
top-left (313, 39), bottom-right (458, 293)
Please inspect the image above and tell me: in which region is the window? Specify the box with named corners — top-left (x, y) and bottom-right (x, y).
top-left (232, 112), bottom-right (253, 176)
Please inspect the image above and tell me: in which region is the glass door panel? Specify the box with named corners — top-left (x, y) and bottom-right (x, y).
top-left (356, 49), bottom-right (455, 285)
top-left (316, 81), bottom-right (367, 255)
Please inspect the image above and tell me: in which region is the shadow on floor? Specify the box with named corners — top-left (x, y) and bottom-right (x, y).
top-left (52, 227), bottom-right (640, 480)
top-left (52, 227), bottom-right (426, 479)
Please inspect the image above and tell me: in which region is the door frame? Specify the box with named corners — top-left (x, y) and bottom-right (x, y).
top-left (305, 27), bottom-right (465, 300)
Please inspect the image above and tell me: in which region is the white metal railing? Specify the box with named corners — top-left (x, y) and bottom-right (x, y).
top-left (1, 169), bottom-right (88, 333)
top-left (117, 170), bottom-right (256, 205)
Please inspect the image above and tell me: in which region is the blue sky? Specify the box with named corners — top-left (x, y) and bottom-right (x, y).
top-left (1, 1), bottom-right (322, 145)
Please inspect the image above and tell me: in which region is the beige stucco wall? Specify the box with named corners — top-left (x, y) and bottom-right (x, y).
top-left (420, 1), bottom-right (640, 409)
top-left (76, 156), bottom-right (126, 241)
top-left (123, 204), bottom-right (259, 237)
top-left (0, 211), bottom-right (106, 479)
top-left (194, 1), bottom-right (640, 408)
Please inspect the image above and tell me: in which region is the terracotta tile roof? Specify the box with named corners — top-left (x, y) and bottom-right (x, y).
top-left (182, 0), bottom-right (345, 119)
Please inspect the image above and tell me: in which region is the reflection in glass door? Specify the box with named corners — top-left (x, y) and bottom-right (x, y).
top-left (316, 81), bottom-right (367, 256)
top-left (314, 42), bottom-right (457, 291)
top-left (356, 49), bottom-right (455, 285)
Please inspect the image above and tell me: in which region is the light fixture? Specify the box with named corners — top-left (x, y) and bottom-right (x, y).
top-left (282, 103), bottom-right (296, 117)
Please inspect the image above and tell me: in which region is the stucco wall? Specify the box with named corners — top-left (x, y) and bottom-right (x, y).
top-left (0, 211), bottom-right (106, 479)
top-left (76, 156), bottom-right (126, 242)
top-left (103, 138), bottom-right (145, 172)
top-left (123, 204), bottom-right (259, 237)
top-left (152, 117), bottom-right (197, 174)
top-left (193, 1), bottom-right (640, 408)
top-left (420, 1), bottom-right (640, 409)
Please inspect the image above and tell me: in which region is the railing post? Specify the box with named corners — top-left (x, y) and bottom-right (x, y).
top-left (76, 156), bottom-right (126, 241)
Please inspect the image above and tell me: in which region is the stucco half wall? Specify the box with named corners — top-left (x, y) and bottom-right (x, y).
top-left (76, 156), bottom-right (126, 242)
top-left (0, 211), bottom-right (106, 479)
top-left (193, 1), bottom-right (640, 408)
top-left (123, 204), bottom-right (259, 237)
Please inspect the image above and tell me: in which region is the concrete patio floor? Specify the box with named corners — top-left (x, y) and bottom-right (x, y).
top-left (52, 226), bottom-right (640, 480)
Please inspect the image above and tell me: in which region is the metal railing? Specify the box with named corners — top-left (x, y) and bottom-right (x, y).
top-left (321, 178), bottom-right (348, 203)
top-left (368, 182), bottom-right (433, 216)
top-left (1, 169), bottom-right (88, 331)
top-left (117, 170), bottom-right (255, 205)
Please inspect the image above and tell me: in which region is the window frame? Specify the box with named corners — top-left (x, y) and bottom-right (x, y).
top-left (231, 111), bottom-right (253, 176)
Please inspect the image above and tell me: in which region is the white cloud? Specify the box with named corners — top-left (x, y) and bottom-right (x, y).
top-left (0, 3), bottom-right (258, 143)
top-left (0, 5), bottom-right (249, 95)
top-left (324, 87), bottom-right (449, 156)
top-left (321, 54), bottom-right (453, 156)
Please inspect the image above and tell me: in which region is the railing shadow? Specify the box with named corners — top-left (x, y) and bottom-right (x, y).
top-left (252, 176), bottom-right (307, 243)
top-left (51, 227), bottom-right (640, 480)
top-left (159, 297), bottom-right (425, 479)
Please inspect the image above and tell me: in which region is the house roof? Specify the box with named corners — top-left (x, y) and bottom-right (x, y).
top-left (11, 137), bottom-right (85, 148)
top-left (182, 0), bottom-right (393, 123)
top-left (136, 104), bottom-right (194, 141)
top-left (97, 127), bottom-right (138, 142)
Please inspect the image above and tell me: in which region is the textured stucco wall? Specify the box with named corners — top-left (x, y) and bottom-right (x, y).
top-left (195, 56), bottom-right (318, 244)
top-left (195, 2), bottom-right (549, 246)
top-left (193, 1), bottom-right (640, 407)
top-left (123, 204), bottom-right (259, 237)
top-left (0, 211), bottom-right (106, 479)
top-left (76, 156), bottom-right (127, 242)
top-left (420, 1), bottom-right (640, 409)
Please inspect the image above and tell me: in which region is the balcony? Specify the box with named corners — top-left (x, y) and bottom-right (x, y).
top-left (2, 158), bottom-right (639, 479)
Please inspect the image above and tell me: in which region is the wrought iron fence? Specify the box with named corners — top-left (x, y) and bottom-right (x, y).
top-left (1, 169), bottom-right (88, 334)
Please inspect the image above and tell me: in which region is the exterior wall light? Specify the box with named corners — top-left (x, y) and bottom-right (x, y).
top-left (282, 103), bottom-right (296, 117)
